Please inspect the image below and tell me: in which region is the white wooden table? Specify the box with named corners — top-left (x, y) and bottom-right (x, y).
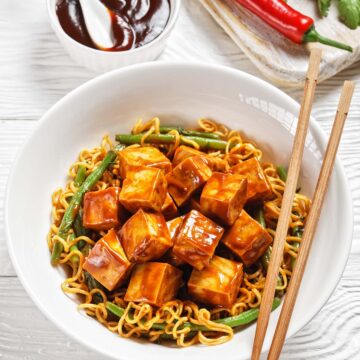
top-left (1, 1), bottom-right (359, 359)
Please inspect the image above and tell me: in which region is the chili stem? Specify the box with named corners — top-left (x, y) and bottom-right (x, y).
top-left (304, 27), bottom-right (353, 52)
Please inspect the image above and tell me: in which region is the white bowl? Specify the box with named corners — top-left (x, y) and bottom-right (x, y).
top-left (5, 63), bottom-right (352, 360)
top-left (47, 0), bottom-right (180, 72)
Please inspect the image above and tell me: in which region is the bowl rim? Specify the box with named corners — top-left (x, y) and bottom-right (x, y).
top-left (5, 62), bottom-right (353, 359)
top-left (46, 0), bottom-right (181, 56)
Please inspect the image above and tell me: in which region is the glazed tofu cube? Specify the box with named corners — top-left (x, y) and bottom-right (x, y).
top-left (164, 251), bottom-right (186, 267)
top-left (124, 262), bottom-right (183, 307)
top-left (119, 209), bottom-right (172, 263)
top-left (173, 145), bottom-right (227, 172)
top-left (230, 157), bottom-right (272, 201)
top-left (172, 210), bottom-right (224, 270)
top-left (118, 146), bottom-right (172, 179)
top-left (165, 216), bottom-right (186, 266)
top-left (189, 196), bottom-right (201, 212)
top-left (222, 210), bottom-right (273, 266)
top-left (162, 193), bottom-right (178, 220)
top-left (83, 229), bottom-right (131, 291)
top-left (166, 216), bottom-right (184, 240)
top-left (263, 201), bottom-right (279, 226)
top-left (83, 187), bottom-right (121, 230)
top-left (166, 156), bottom-right (212, 207)
top-left (119, 166), bottom-right (167, 213)
top-left (205, 156), bottom-right (228, 172)
top-left (188, 256), bottom-right (243, 308)
top-left (200, 172), bottom-right (248, 225)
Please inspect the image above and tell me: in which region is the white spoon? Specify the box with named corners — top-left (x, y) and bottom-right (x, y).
top-left (79, 0), bottom-right (114, 50)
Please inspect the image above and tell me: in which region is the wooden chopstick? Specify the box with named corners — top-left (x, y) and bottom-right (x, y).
top-left (267, 80), bottom-right (355, 360)
top-left (251, 48), bottom-right (322, 360)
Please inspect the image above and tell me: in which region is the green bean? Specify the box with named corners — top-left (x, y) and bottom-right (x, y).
top-left (69, 233), bottom-right (78, 266)
top-left (84, 271), bottom-right (106, 304)
top-left (159, 126), bottom-right (221, 139)
top-left (74, 165), bottom-right (87, 187)
top-left (257, 208), bottom-right (266, 228)
top-left (278, 165), bottom-right (303, 193)
top-left (80, 243), bottom-right (92, 257)
top-left (276, 165), bottom-right (288, 182)
top-left (261, 247), bottom-right (272, 273)
top-left (116, 134), bottom-right (230, 151)
top-left (51, 150), bottom-right (117, 265)
top-left (106, 298), bottom-right (281, 333)
top-left (70, 167), bottom-right (89, 255)
top-left (256, 209), bottom-right (283, 288)
top-left (291, 226), bottom-right (303, 270)
top-left (106, 301), bottom-right (125, 318)
top-left (73, 208), bottom-right (88, 249)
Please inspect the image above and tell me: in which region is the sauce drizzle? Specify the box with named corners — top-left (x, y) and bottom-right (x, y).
top-left (56, 0), bottom-right (171, 51)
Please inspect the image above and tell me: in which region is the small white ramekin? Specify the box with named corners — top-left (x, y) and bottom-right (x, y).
top-left (47, 0), bottom-right (180, 72)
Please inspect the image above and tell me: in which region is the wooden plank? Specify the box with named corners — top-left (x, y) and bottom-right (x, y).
top-left (0, 0), bottom-right (359, 358)
top-left (0, 255), bottom-right (359, 359)
top-left (0, 276), bottom-right (101, 360)
top-left (0, 121), bottom-right (36, 276)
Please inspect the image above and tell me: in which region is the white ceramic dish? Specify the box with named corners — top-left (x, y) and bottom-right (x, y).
top-left (47, 0), bottom-right (181, 72)
top-left (5, 63), bottom-right (352, 360)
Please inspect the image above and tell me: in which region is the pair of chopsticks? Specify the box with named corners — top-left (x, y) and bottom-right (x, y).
top-left (251, 48), bottom-right (355, 360)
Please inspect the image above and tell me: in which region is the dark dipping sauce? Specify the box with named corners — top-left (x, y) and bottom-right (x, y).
top-left (56, 0), bottom-right (171, 51)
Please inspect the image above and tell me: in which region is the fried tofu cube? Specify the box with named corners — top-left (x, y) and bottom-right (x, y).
top-left (166, 156), bottom-right (212, 207)
top-left (119, 209), bottom-right (172, 263)
top-left (119, 166), bottom-right (167, 213)
top-left (161, 193), bottom-right (178, 220)
top-left (172, 210), bottom-right (224, 270)
top-left (83, 229), bottom-right (131, 291)
top-left (124, 262), bottom-right (183, 307)
top-left (172, 145), bottom-right (206, 166)
top-left (83, 187), bottom-right (121, 230)
top-left (165, 216), bottom-right (186, 266)
top-left (205, 156), bottom-right (228, 172)
top-left (188, 256), bottom-right (243, 308)
top-left (230, 158), bottom-right (272, 201)
top-left (118, 146), bottom-right (172, 179)
top-left (166, 216), bottom-right (184, 240)
top-left (222, 210), bottom-right (273, 266)
top-left (189, 196), bottom-right (201, 212)
top-left (173, 145), bottom-right (227, 172)
top-left (200, 172), bottom-right (248, 225)
top-left (165, 251), bottom-right (186, 267)
top-left (263, 201), bottom-right (279, 227)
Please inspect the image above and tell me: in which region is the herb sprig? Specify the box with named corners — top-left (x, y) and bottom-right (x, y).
top-left (317, 0), bottom-right (360, 30)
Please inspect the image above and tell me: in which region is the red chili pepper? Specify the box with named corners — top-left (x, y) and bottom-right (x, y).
top-left (234, 0), bottom-right (352, 52)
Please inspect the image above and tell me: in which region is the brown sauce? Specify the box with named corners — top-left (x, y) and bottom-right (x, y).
top-left (56, 0), bottom-right (171, 51)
